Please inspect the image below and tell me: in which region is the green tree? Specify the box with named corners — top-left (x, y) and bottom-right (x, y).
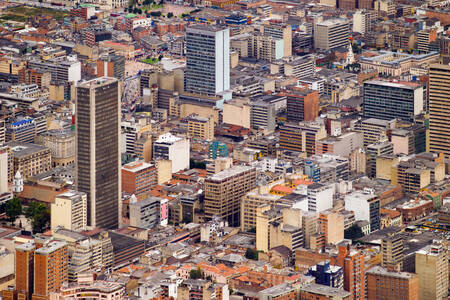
top-left (167, 12), bottom-right (173, 18)
top-left (344, 224), bottom-right (364, 240)
top-left (190, 267), bottom-right (202, 279)
top-left (245, 248), bottom-right (258, 260)
top-left (25, 202), bottom-right (50, 234)
top-left (137, 8), bottom-right (142, 14)
top-left (5, 198), bottom-right (22, 222)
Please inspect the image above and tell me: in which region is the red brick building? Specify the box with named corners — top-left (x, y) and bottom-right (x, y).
top-left (122, 161), bottom-right (157, 196)
top-left (335, 241), bottom-right (365, 300)
top-left (367, 266), bottom-right (419, 300)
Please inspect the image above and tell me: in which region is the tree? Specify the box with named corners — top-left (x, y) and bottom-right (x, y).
top-left (167, 12), bottom-right (173, 18)
top-left (5, 198), bottom-right (22, 222)
top-left (137, 8), bottom-right (142, 14)
top-left (344, 224), bottom-right (364, 240)
top-left (245, 248), bottom-right (258, 260)
top-left (25, 202), bottom-right (50, 234)
top-left (190, 267), bottom-right (202, 279)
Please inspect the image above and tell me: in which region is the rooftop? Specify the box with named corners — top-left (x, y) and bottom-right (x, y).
top-left (367, 266), bottom-right (416, 279)
top-left (7, 142), bottom-right (50, 158)
top-left (207, 165), bottom-right (254, 182)
top-left (35, 240), bottom-right (67, 255)
top-left (300, 283), bottom-right (351, 297)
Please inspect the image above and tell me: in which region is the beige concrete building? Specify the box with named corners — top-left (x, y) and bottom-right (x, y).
top-left (354, 118), bottom-right (396, 147)
top-left (415, 241), bottom-right (448, 300)
top-left (314, 19), bottom-right (349, 51)
top-left (155, 159), bottom-right (172, 185)
top-left (187, 115), bottom-right (214, 141)
top-left (7, 142), bottom-right (51, 179)
top-left (262, 22), bottom-right (292, 57)
top-left (36, 129), bottom-right (75, 167)
top-left (319, 209), bottom-right (344, 245)
top-left (51, 190), bottom-right (87, 232)
top-left (204, 165), bottom-right (256, 226)
top-left (248, 34), bottom-right (284, 61)
top-left (222, 98), bottom-right (251, 128)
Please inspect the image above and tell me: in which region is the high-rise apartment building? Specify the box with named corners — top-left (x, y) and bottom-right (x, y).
top-left (76, 77), bottom-right (121, 229)
top-left (353, 10), bottom-right (371, 35)
top-left (248, 34), bottom-right (284, 61)
top-left (336, 241), bottom-right (365, 300)
top-left (250, 100), bottom-right (277, 132)
top-left (367, 266), bottom-right (418, 300)
top-left (314, 19), bottom-right (349, 51)
top-left (204, 165), bottom-right (256, 226)
top-left (344, 189), bottom-right (380, 232)
top-left (381, 232), bottom-right (403, 271)
top-left (429, 64), bottom-right (450, 158)
top-left (14, 242), bottom-right (35, 300)
top-left (415, 241), bottom-right (448, 300)
top-left (185, 25), bottom-right (230, 97)
top-left (354, 118), bottom-right (396, 147)
top-left (51, 190), bottom-right (87, 232)
top-left (263, 22), bottom-right (292, 57)
top-left (286, 89), bottom-right (319, 123)
top-left (33, 240), bottom-right (68, 299)
top-left (187, 115), bottom-right (215, 140)
top-left (363, 80), bottom-right (424, 122)
top-left (366, 140), bottom-right (393, 178)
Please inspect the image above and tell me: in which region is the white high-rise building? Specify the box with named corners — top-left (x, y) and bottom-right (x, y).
top-left (153, 133), bottom-right (190, 173)
top-left (0, 151), bottom-right (7, 194)
top-left (185, 25), bottom-right (230, 98)
top-left (353, 10), bottom-right (371, 35)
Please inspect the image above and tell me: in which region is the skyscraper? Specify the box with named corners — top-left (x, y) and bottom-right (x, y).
top-left (314, 19), bottom-right (349, 51)
top-left (429, 64), bottom-right (450, 158)
top-left (76, 77), bottom-right (121, 229)
top-left (185, 25), bottom-right (230, 97)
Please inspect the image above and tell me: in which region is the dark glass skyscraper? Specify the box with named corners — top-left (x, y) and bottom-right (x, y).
top-left (76, 77), bottom-right (121, 229)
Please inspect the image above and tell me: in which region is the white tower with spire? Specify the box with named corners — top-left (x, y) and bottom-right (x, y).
top-left (13, 171), bottom-right (23, 193)
top-left (346, 43), bottom-right (355, 66)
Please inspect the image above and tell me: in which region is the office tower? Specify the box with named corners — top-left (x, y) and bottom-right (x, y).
top-left (366, 140), bottom-right (393, 178)
top-left (381, 232), bottom-right (403, 271)
top-left (28, 56), bottom-right (81, 85)
top-left (286, 90), bottom-right (319, 123)
top-left (76, 77), bottom-right (121, 229)
top-left (129, 196), bottom-right (164, 228)
top-left (345, 190), bottom-right (380, 232)
top-left (319, 210), bottom-right (344, 245)
top-left (336, 241), bottom-right (366, 300)
top-left (429, 64), bottom-right (450, 158)
top-left (391, 152), bottom-right (445, 195)
top-left (51, 190), bottom-right (87, 232)
top-left (263, 22), bottom-right (292, 57)
top-left (33, 240), bottom-right (68, 299)
top-left (366, 266), bottom-right (418, 300)
top-left (204, 165), bottom-right (256, 226)
top-left (363, 80), bottom-right (424, 122)
top-left (307, 183), bottom-right (334, 213)
top-left (391, 124), bottom-right (427, 155)
top-left (415, 241), bottom-right (449, 300)
top-left (307, 260), bottom-right (344, 289)
top-left (6, 118), bottom-right (36, 143)
top-left (250, 100), bottom-right (277, 132)
top-left (15, 242), bottom-right (35, 300)
top-left (187, 115), bottom-right (215, 140)
top-left (314, 19), bottom-right (349, 51)
top-left (96, 54), bottom-right (125, 80)
top-left (185, 25), bottom-right (230, 97)
top-left (153, 133), bottom-right (190, 173)
top-left (353, 10), bottom-right (371, 35)
top-left (121, 161), bottom-right (157, 196)
top-left (279, 121), bottom-right (327, 156)
top-left (248, 34), bottom-right (284, 61)
top-left (354, 118), bottom-right (396, 147)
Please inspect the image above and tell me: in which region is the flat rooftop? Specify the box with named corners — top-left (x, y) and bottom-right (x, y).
top-left (7, 142), bottom-right (50, 158)
top-left (300, 283), bottom-right (351, 297)
top-left (207, 165), bottom-right (254, 181)
top-left (77, 77), bottom-right (118, 89)
top-left (367, 266), bottom-right (416, 279)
